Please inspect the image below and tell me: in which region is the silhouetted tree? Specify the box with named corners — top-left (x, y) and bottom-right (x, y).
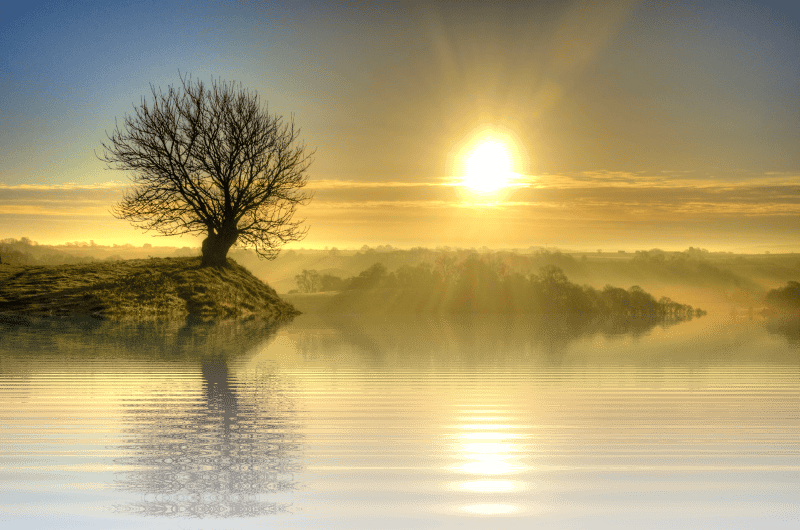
top-left (320, 274), bottom-right (347, 292)
top-left (348, 262), bottom-right (389, 290)
top-left (295, 269), bottom-right (322, 293)
top-left (100, 74), bottom-right (312, 266)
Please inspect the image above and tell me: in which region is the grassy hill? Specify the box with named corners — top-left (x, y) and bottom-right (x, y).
top-left (0, 257), bottom-right (297, 322)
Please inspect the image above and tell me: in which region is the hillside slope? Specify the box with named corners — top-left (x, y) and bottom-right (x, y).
top-left (0, 257), bottom-right (297, 321)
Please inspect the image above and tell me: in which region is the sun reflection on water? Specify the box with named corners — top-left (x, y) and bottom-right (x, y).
top-left (460, 480), bottom-right (517, 493)
top-left (461, 431), bottom-right (524, 440)
top-left (454, 431), bottom-right (528, 475)
top-left (463, 442), bottom-right (513, 454)
top-left (450, 416), bottom-right (531, 516)
top-left (461, 503), bottom-right (520, 515)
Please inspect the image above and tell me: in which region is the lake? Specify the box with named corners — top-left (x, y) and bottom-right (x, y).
top-left (0, 311), bottom-right (797, 529)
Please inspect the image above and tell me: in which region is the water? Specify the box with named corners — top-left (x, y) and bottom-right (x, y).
top-left (0, 312), bottom-right (798, 529)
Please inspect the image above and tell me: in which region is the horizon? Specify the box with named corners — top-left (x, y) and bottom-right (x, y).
top-left (3, 235), bottom-right (795, 256)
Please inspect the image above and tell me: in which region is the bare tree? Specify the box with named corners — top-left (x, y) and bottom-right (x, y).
top-left (100, 74), bottom-right (312, 266)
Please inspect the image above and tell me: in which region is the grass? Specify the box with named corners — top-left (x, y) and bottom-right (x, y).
top-left (0, 257), bottom-right (298, 322)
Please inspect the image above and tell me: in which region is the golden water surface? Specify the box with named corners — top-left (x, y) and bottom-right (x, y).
top-left (0, 314), bottom-right (797, 529)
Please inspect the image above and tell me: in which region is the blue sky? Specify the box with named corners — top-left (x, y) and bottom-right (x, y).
top-left (1, 0), bottom-right (799, 250)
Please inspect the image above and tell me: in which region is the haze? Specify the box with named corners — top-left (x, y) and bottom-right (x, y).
top-left (2, 0), bottom-right (799, 252)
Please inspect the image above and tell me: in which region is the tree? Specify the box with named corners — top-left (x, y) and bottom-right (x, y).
top-left (348, 262), bottom-right (388, 290)
top-left (100, 74), bottom-right (312, 266)
top-left (295, 269), bottom-right (322, 293)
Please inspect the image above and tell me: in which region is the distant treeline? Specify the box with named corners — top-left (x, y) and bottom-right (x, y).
top-left (274, 245), bottom-right (799, 301)
top-left (5, 238), bottom-right (799, 306)
top-left (0, 238), bottom-right (196, 266)
top-left (293, 256), bottom-right (704, 317)
top-left (0, 238), bottom-right (97, 266)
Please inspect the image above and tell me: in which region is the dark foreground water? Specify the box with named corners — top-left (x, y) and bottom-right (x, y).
top-left (0, 312), bottom-right (798, 529)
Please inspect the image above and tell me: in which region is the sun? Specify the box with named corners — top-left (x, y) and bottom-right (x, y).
top-left (463, 140), bottom-right (513, 193)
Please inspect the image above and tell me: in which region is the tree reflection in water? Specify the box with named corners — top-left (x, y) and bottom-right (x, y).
top-left (764, 314), bottom-right (800, 345)
top-left (96, 318), bottom-right (303, 518)
top-left (292, 312), bottom-right (698, 367)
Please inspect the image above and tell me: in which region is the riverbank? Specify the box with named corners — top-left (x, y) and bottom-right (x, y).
top-left (0, 257), bottom-right (298, 322)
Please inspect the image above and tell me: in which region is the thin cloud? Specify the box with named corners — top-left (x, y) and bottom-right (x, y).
top-left (308, 179), bottom-right (447, 190)
top-left (0, 181), bottom-right (127, 190)
top-left (3, 174), bottom-right (799, 220)
top-left (0, 205), bottom-right (110, 216)
top-left (526, 172), bottom-right (800, 190)
top-left (309, 200), bottom-right (454, 210)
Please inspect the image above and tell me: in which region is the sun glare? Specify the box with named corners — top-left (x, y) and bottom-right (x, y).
top-left (463, 140), bottom-right (513, 193)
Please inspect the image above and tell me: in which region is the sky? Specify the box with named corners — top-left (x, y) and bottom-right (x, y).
top-left (1, 0), bottom-right (799, 252)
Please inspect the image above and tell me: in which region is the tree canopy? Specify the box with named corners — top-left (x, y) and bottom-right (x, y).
top-left (100, 74), bottom-right (312, 266)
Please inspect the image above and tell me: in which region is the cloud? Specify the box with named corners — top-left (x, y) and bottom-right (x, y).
top-left (0, 205), bottom-right (110, 216)
top-left (2, 174), bottom-right (799, 224)
top-left (524, 171), bottom-right (800, 190)
top-left (310, 200), bottom-right (453, 210)
top-left (308, 179), bottom-right (446, 190)
top-left (2, 172), bottom-right (799, 251)
top-left (0, 181), bottom-right (127, 190)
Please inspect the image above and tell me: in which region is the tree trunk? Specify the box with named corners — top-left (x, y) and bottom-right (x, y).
top-left (201, 229), bottom-right (238, 267)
